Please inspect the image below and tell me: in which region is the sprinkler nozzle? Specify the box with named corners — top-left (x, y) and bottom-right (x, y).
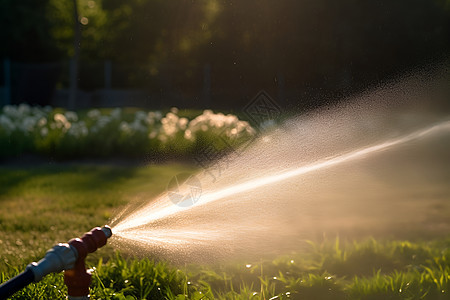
top-left (64, 226), bottom-right (113, 298)
top-left (102, 225), bottom-right (113, 239)
top-left (0, 225), bottom-right (112, 300)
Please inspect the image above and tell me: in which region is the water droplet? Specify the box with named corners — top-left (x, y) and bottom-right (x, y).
top-left (246, 264), bottom-right (252, 268)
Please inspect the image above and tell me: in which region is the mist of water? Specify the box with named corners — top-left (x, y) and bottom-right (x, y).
top-left (110, 73), bottom-right (450, 261)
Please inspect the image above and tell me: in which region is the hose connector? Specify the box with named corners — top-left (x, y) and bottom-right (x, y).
top-left (64, 226), bottom-right (112, 298)
top-left (0, 225), bottom-right (112, 300)
top-left (27, 243), bottom-right (78, 282)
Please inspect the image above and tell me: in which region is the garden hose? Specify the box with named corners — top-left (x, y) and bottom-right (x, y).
top-left (0, 226), bottom-right (112, 300)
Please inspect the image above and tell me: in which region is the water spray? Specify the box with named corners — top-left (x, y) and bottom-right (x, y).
top-left (0, 226), bottom-right (112, 300)
top-left (114, 119), bottom-right (450, 234)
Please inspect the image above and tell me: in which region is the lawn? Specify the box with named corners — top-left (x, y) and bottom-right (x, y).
top-left (1, 163), bottom-right (449, 299)
top-left (0, 162), bottom-right (196, 272)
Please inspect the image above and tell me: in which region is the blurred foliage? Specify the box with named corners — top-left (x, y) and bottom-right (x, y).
top-left (0, 0), bottom-right (60, 61)
top-left (0, 104), bottom-right (255, 160)
top-left (2, 0), bottom-right (449, 63)
top-left (1, 0), bottom-right (450, 107)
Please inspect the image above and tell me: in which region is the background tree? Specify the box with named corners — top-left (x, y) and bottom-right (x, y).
top-left (1, 0), bottom-right (449, 108)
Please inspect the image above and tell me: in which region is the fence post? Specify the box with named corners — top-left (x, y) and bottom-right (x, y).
top-left (104, 60), bottom-right (112, 89)
top-left (68, 57), bottom-right (78, 109)
top-left (3, 58), bottom-right (11, 105)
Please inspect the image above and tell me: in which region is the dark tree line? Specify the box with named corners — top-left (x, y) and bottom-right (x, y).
top-left (1, 0), bottom-right (449, 109)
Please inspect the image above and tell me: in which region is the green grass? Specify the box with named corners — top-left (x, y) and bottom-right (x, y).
top-left (3, 239), bottom-right (450, 299)
top-left (1, 164), bottom-right (450, 299)
top-left (0, 163), bottom-right (197, 272)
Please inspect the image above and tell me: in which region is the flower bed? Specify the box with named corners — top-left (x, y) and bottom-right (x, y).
top-left (0, 104), bottom-right (255, 159)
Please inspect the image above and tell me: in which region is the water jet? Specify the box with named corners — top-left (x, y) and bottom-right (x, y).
top-left (110, 110), bottom-right (450, 260)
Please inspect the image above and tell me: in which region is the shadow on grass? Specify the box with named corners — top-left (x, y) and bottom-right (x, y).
top-left (0, 164), bottom-right (139, 201)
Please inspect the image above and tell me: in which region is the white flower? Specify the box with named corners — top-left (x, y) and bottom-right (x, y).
top-left (160, 112), bottom-right (180, 138)
top-left (120, 121), bottom-right (132, 134)
top-left (65, 111), bottom-right (78, 122)
top-left (68, 121), bottom-right (88, 138)
top-left (80, 124), bottom-right (88, 137)
top-left (0, 115), bottom-right (15, 133)
top-left (87, 109), bottom-right (101, 119)
top-left (178, 117), bottom-right (188, 130)
top-left (54, 113), bottom-right (71, 131)
top-left (146, 112), bottom-right (156, 125)
top-left (20, 116), bottom-right (38, 133)
top-left (170, 107), bottom-right (179, 114)
top-left (40, 127), bottom-right (48, 137)
top-left (96, 115), bottom-right (111, 128)
top-left (31, 106), bottom-right (46, 118)
top-left (162, 112), bottom-right (178, 123)
top-left (126, 112), bottom-right (149, 133)
top-left (225, 114), bottom-right (238, 126)
top-left (186, 110), bottom-right (256, 141)
top-left (130, 119), bottom-right (147, 133)
top-left (135, 111), bottom-right (147, 121)
top-left (89, 114), bottom-right (111, 134)
top-left (18, 103), bottom-right (31, 115)
top-left (3, 105), bottom-right (19, 119)
top-left (161, 123), bottom-right (178, 137)
top-left (38, 117), bottom-right (47, 127)
top-left (154, 111), bottom-right (162, 120)
top-left (184, 129), bottom-right (193, 141)
top-left (54, 113), bottom-right (68, 124)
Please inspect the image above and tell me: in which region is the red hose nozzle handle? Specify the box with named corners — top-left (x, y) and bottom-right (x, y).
top-left (0, 226), bottom-right (112, 300)
top-left (68, 226), bottom-right (111, 258)
top-left (64, 225), bottom-right (112, 298)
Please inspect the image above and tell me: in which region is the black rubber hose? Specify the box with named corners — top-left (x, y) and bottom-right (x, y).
top-left (0, 268), bottom-right (34, 300)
